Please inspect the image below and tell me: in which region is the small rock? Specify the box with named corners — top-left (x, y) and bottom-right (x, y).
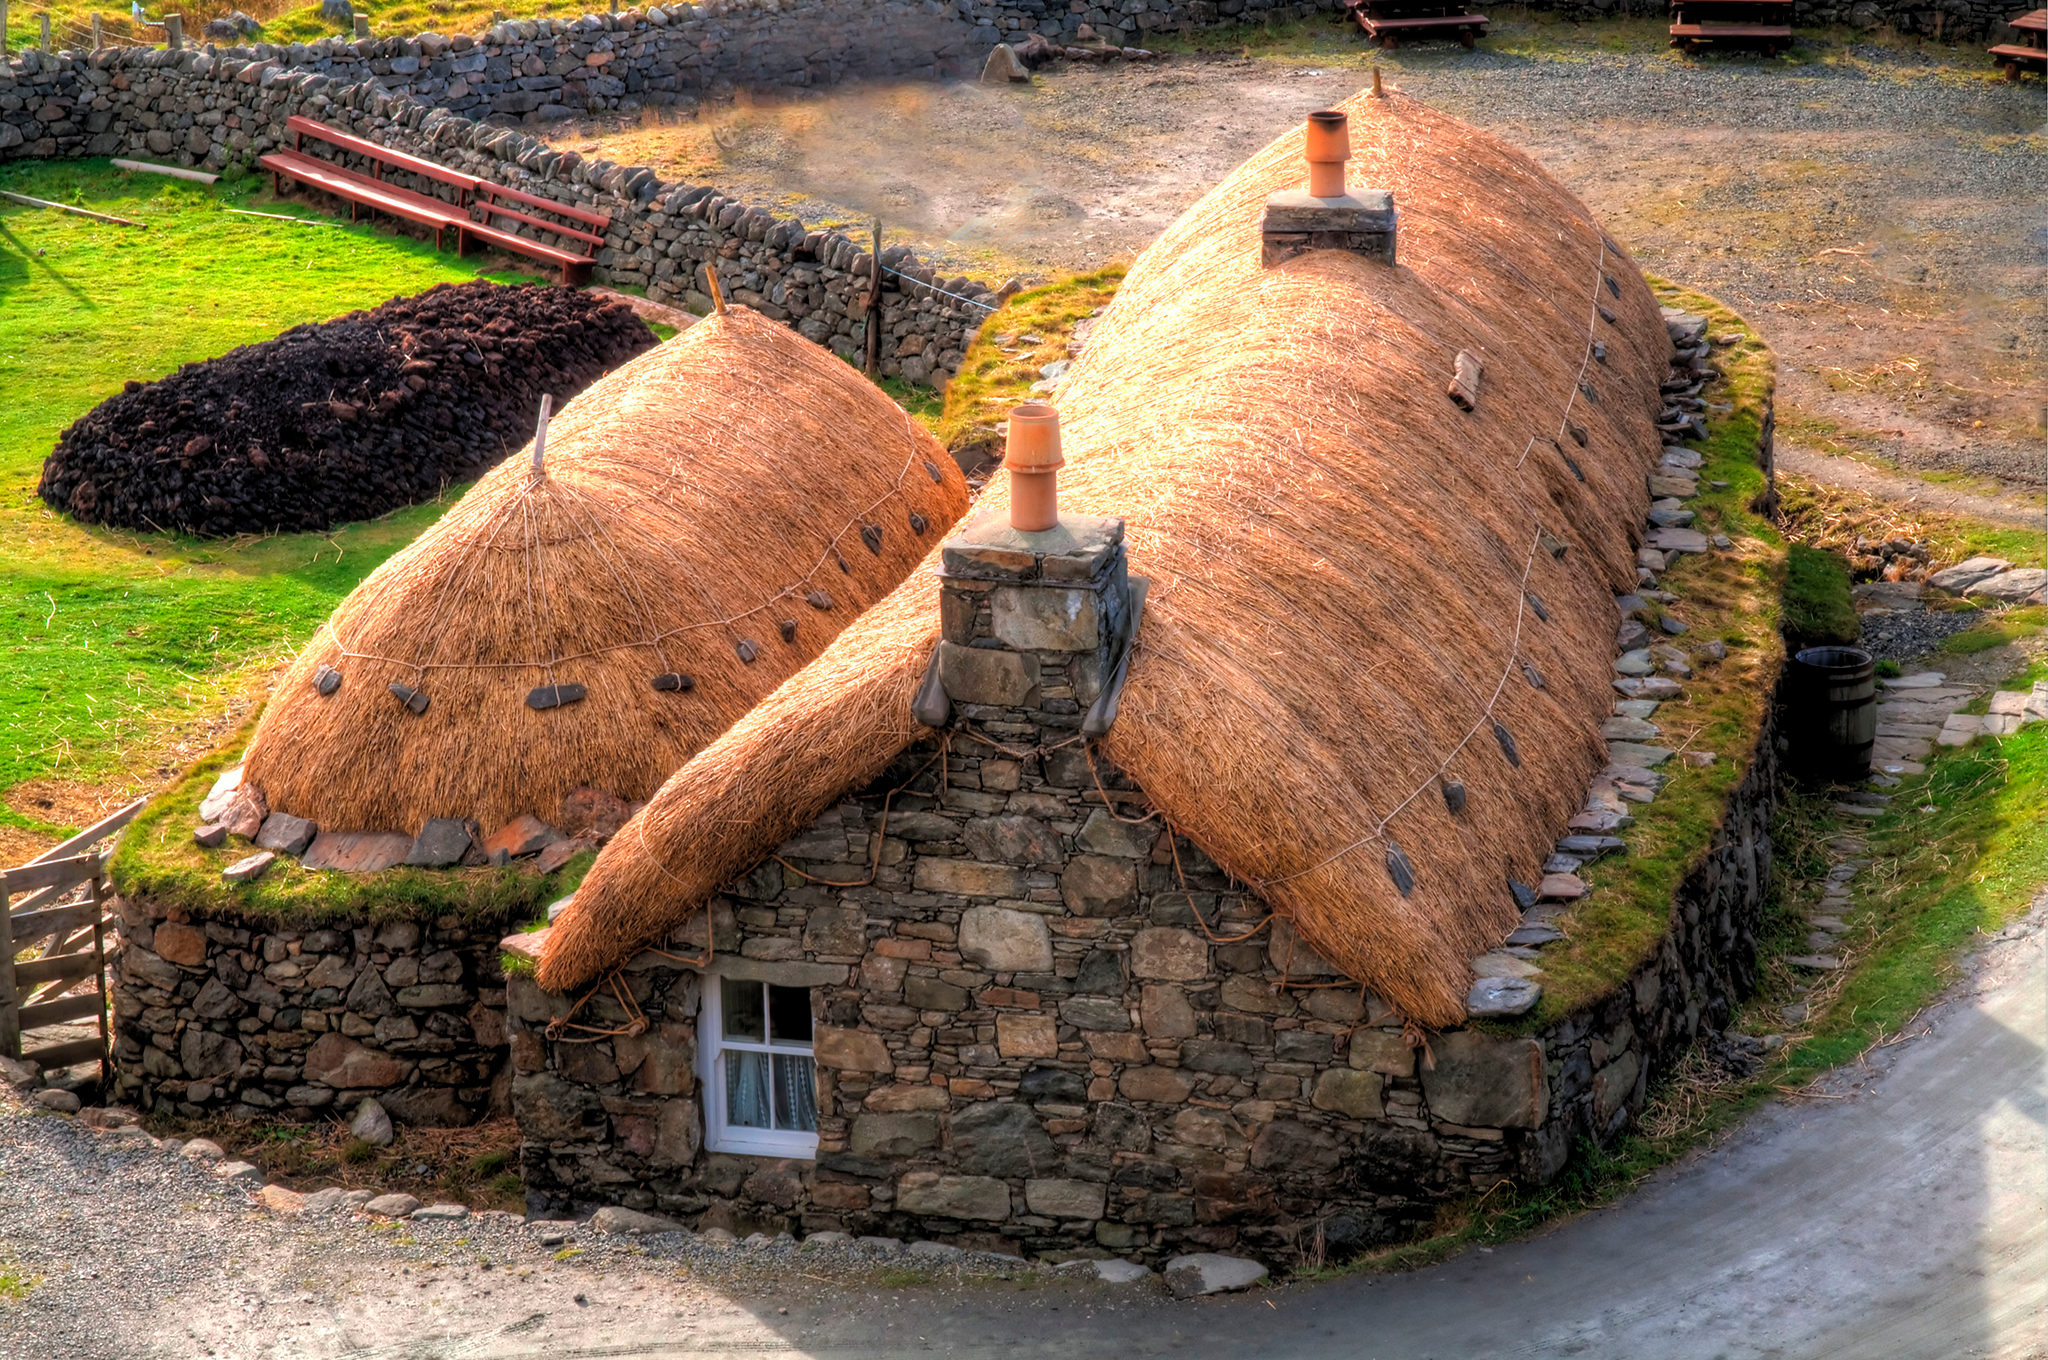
top-left (1614, 649), bottom-right (1655, 676)
top-left (405, 817), bottom-right (473, 868)
top-left (801, 1231), bottom-right (852, 1250)
top-left (216, 1161), bottom-right (265, 1186)
top-left (908, 1240), bottom-right (966, 1260)
top-left (1712, 534), bottom-right (1733, 550)
top-left (1537, 872), bottom-right (1588, 900)
top-left (533, 1224), bottom-right (574, 1246)
top-left (1638, 678), bottom-right (1687, 699)
top-left (1556, 835), bottom-right (1626, 859)
top-left (1608, 742), bottom-right (1674, 768)
top-left (981, 42), bottom-right (1032, 82)
top-left (1092, 1259), bottom-right (1154, 1283)
top-left (1781, 1003), bottom-right (1808, 1024)
top-left (1467, 976), bottom-right (1542, 1017)
top-left (1470, 950), bottom-right (1542, 978)
top-left (1615, 620), bottom-right (1651, 650)
top-left (1925, 556), bottom-right (2009, 593)
top-left (1659, 615), bottom-right (1689, 635)
top-left (857, 1236), bottom-right (904, 1255)
top-left (221, 850), bottom-right (276, 884)
top-left (1601, 716), bottom-right (1660, 741)
top-left (1506, 923), bottom-right (1563, 946)
top-left (0, 1056), bottom-right (39, 1089)
top-left (301, 1187), bottom-right (351, 1215)
top-left (1647, 507), bottom-right (1694, 528)
top-left (412, 1203), bottom-right (469, 1221)
top-left (1697, 640), bottom-right (1728, 662)
top-left (78, 1106), bottom-right (137, 1129)
top-left (180, 1138), bottom-right (226, 1162)
top-left (257, 1184), bottom-right (307, 1214)
top-left (589, 1205), bottom-right (682, 1235)
top-left (364, 1193), bottom-right (422, 1218)
top-left (1682, 751), bottom-right (1717, 768)
top-left (351, 1098), bottom-right (394, 1147)
top-left (1614, 699), bottom-right (1661, 719)
top-left (1163, 1253), bottom-right (1269, 1299)
top-left (1786, 955), bottom-right (1843, 971)
top-left (194, 823), bottom-right (228, 848)
top-left (33, 1088), bottom-right (81, 1114)
top-left (255, 812), bottom-right (318, 856)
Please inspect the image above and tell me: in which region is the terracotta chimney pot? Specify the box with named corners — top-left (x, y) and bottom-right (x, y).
top-left (1006, 402), bottom-right (1064, 532)
top-left (1305, 109), bottom-right (1349, 199)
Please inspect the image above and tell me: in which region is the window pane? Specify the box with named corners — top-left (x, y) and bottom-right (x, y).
top-left (722, 977), bottom-right (765, 1042)
top-left (768, 984), bottom-right (813, 1045)
top-left (726, 1050), bottom-right (772, 1128)
top-left (773, 1054), bottom-right (818, 1132)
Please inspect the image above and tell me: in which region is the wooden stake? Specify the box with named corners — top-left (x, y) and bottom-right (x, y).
top-left (40, 9), bottom-right (51, 48)
top-left (1371, 66), bottom-right (1383, 97)
top-left (531, 393), bottom-right (553, 476)
top-left (353, 12), bottom-right (368, 36)
top-left (863, 218), bottom-right (883, 379)
top-left (703, 262), bottom-right (725, 315)
top-left (163, 11), bottom-right (180, 48)
top-left (0, 190), bottom-right (147, 227)
top-left (91, 11), bottom-right (102, 47)
top-left (1, 0), bottom-right (9, 58)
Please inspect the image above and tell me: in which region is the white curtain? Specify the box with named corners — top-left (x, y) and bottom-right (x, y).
top-left (775, 1054), bottom-right (818, 1132)
top-left (727, 1051), bottom-right (772, 1129)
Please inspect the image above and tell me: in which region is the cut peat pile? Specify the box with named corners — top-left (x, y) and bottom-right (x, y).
top-left (38, 281), bottom-right (658, 537)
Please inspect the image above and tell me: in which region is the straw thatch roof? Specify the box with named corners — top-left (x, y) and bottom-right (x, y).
top-left (539, 92), bottom-right (1670, 1026)
top-left (241, 307), bottom-right (968, 836)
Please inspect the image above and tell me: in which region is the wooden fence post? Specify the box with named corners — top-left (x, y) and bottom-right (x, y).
top-left (1, 0), bottom-right (10, 56)
top-left (92, 12), bottom-right (103, 48)
top-left (0, 884), bottom-right (19, 1061)
top-left (164, 11), bottom-right (181, 47)
top-left (40, 9), bottom-right (52, 49)
top-left (353, 13), bottom-right (368, 37)
top-left (864, 219), bottom-right (883, 379)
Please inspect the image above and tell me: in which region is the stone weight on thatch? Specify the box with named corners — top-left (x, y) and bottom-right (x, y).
top-left (239, 308), bottom-right (969, 837)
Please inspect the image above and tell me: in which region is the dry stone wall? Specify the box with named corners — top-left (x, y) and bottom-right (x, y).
top-left (0, 41), bottom-right (1001, 382)
top-left (107, 895), bottom-right (517, 1124)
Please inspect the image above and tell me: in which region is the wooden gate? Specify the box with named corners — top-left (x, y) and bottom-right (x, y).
top-left (0, 798), bottom-right (147, 1076)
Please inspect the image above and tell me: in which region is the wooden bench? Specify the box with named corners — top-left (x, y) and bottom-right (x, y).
top-left (1669, 0), bottom-right (1792, 52)
top-left (1991, 8), bottom-right (2044, 78)
top-left (259, 115), bottom-right (478, 250)
top-left (1346, 0), bottom-right (1488, 47)
top-left (461, 181), bottom-right (613, 286)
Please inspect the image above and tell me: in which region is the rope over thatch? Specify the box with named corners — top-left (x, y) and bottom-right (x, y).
top-left (540, 92), bottom-right (1671, 1027)
top-left (242, 307), bottom-right (969, 835)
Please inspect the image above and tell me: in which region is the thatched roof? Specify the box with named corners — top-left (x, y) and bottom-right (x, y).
top-left (241, 308), bottom-right (968, 836)
top-left (539, 92), bottom-right (1670, 1026)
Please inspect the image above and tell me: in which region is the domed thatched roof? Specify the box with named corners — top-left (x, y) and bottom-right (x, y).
top-left (539, 93), bottom-right (1671, 1026)
top-left (241, 307), bottom-right (969, 836)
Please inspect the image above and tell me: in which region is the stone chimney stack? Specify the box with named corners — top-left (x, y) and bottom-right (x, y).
top-left (1260, 109), bottom-right (1397, 268)
top-left (935, 509), bottom-right (1132, 730)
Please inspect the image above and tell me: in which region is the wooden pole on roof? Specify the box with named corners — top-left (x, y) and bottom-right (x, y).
top-left (702, 262), bottom-right (725, 315)
top-left (863, 218), bottom-right (883, 379)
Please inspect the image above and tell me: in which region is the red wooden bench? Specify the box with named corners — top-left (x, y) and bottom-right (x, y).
top-left (1346, 0), bottom-right (1488, 46)
top-left (460, 181), bottom-right (613, 286)
top-left (1669, 0), bottom-right (1792, 52)
top-left (259, 114), bottom-right (478, 249)
top-left (1991, 8), bottom-right (2044, 78)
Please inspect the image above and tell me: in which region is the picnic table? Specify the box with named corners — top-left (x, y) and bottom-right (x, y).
top-left (1669, 0), bottom-right (1793, 54)
top-left (1345, 0), bottom-right (1488, 48)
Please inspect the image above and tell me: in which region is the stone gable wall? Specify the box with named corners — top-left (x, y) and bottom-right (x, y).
top-left (107, 895), bottom-right (517, 1124)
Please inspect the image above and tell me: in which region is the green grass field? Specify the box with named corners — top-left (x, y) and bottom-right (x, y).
top-left (0, 160), bottom-right (552, 837)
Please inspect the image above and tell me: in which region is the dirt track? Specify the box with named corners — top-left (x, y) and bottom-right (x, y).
top-left (561, 32), bottom-right (2046, 502)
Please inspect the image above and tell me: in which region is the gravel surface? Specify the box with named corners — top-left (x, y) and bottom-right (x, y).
top-left (1857, 602), bottom-right (1985, 660)
top-left (566, 33), bottom-right (2043, 495)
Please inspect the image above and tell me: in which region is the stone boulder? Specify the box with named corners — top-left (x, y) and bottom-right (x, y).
top-left (1163, 1253), bottom-right (1268, 1298)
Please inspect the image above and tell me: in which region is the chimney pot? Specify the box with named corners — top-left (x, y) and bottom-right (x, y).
top-left (1305, 109), bottom-right (1349, 199)
top-left (1005, 402), bottom-right (1064, 532)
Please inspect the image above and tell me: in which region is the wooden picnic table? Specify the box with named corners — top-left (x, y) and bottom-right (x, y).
top-left (1990, 7), bottom-right (2044, 79)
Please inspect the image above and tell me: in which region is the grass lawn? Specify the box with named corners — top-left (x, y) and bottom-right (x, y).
top-left (0, 159), bottom-right (552, 844)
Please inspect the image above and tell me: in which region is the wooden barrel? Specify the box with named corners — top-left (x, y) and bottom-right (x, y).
top-left (1787, 646), bottom-right (1876, 782)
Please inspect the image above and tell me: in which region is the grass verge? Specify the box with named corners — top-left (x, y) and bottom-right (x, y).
top-left (0, 159), bottom-right (556, 839)
top-left (108, 718), bottom-right (598, 923)
top-left (1781, 541), bottom-right (1859, 650)
top-left (141, 1111), bottom-right (527, 1210)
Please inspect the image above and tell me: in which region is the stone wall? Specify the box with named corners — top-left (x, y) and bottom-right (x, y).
top-left (108, 895), bottom-right (517, 1124)
top-left (0, 41), bottom-right (1002, 383)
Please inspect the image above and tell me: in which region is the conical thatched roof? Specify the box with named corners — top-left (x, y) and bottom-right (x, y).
top-left (539, 92), bottom-right (1669, 1026)
top-left (242, 307), bottom-right (969, 836)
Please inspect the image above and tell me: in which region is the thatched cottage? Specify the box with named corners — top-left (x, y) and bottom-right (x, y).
top-left (106, 309), bottom-right (970, 1123)
top-left (500, 94), bottom-right (1766, 1262)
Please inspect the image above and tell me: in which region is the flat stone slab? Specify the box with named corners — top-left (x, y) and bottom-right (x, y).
top-left (1600, 716), bottom-right (1661, 740)
top-left (254, 812), bottom-right (317, 855)
top-left (1786, 954), bottom-right (1843, 970)
top-left (1647, 474), bottom-right (1699, 498)
top-left (198, 766), bottom-right (245, 823)
top-left (303, 831), bottom-right (413, 873)
top-left (1506, 923), bottom-right (1564, 947)
top-left (364, 1193), bottom-right (421, 1218)
top-left (411, 1203), bottom-right (469, 1221)
top-left (1089, 1258), bottom-right (1155, 1284)
top-left (1568, 809), bottom-right (1633, 832)
top-left (1607, 742), bottom-right (1674, 768)
top-left (1925, 558), bottom-right (2008, 593)
top-left (1882, 671), bottom-right (1948, 689)
top-left (405, 818), bottom-right (473, 868)
top-left (1968, 568), bottom-right (2045, 601)
top-left (1537, 872), bottom-right (1588, 900)
top-left (1647, 526), bottom-right (1710, 554)
top-left (1470, 951), bottom-right (1543, 979)
top-left (1164, 1254), bottom-right (1269, 1299)
top-left (1467, 975), bottom-right (1542, 1017)
top-left (1830, 803), bottom-right (1885, 818)
top-left (221, 851), bottom-right (275, 884)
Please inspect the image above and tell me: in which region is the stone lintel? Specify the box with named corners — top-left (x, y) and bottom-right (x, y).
top-left (938, 509), bottom-right (1126, 584)
top-left (1260, 188), bottom-right (1397, 268)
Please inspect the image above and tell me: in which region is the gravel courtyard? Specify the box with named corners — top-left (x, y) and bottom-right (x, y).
top-left (562, 29), bottom-right (2046, 498)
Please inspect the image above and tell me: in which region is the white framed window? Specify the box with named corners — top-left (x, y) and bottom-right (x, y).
top-left (699, 975), bottom-right (820, 1159)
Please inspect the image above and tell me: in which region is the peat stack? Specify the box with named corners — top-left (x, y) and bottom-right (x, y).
top-left (38, 281), bottom-right (657, 538)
